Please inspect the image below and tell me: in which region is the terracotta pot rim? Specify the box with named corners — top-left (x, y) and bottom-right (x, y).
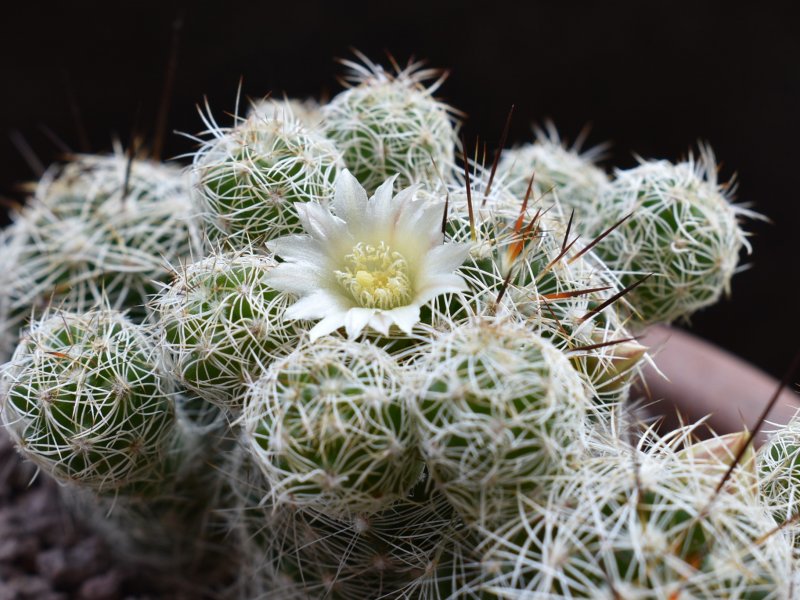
top-left (638, 325), bottom-right (800, 446)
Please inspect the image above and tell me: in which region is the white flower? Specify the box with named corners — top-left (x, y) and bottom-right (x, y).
top-left (267, 170), bottom-right (470, 340)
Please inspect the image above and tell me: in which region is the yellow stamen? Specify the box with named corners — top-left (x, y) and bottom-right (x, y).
top-left (335, 241), bottom-right (412, 309)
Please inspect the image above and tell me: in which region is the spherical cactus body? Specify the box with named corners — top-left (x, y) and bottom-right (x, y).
top-left (322, 58), bottom-right (458, 193)
top-left (153, 250), bottom-right (300, 411)
top-left (411, 317), bottom-right (591, 525)
top-left (0, 308), bottom-right (177, 494)
top-left (242, 336), bottom-right (422, 517)
top-left (596, 149), bottom-right (750, 325)
top-left (192, 111), bottom-right (341, 244)
top-left (0, 152), bottom-right (204, 352)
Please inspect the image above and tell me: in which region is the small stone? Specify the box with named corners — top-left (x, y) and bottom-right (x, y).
top-left (3, 575), bottom-right (50, 598)
top-left (20, 488), bottom-right (60, 535)
top-left (0, 581), bottom-right (17, 600)
top-left (36, 548), bottom-right (69, 585)
top-left (67, 536), bottom-right (109, 579)
top-left (78, 570), bottom-right (121, 600)
top-left (0, 536), bottom-right (38, 562)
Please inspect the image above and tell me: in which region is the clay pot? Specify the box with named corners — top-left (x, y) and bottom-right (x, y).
top-left (638, 325), bottom-right (800, 446)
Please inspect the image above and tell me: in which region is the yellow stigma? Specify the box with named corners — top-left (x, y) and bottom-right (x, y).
top-left (335, 241), bottom-right (412, 309)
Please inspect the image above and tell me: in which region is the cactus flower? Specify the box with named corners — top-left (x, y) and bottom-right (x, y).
top-left (267, 170), bottom-right (470, 340)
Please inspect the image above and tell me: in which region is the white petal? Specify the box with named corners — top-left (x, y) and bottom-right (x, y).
top-left (421, 243), bottom-right (472, 276)
top-left (371, 175), bottom-right (397, 206)
top-left (332, 169), bottom-right (368, 230)
top-left (284, 290), bottom-right (350, 320)
top-left (267, 263), bottom-right (327, 295)
top-left (366, 312), bottom-right (393, 336)
top-left (268, 235), bottom-right (329, 265)
top-left (367, 175), bottom-right (399, 225)
top-left (415, 274), bottom-right (468, 305)
top-left (385, 304), bottom-right (420, 335)
top-left (344, 307), bottom-right (376, 339)
top-left (308, 313), bottom-right (348, 341)
top-left (391, 184), bottom-right (421, 207)
top-left (397, 198), bottom-right (443, 243)
top-left (297, 202), bottom-right (348, 242)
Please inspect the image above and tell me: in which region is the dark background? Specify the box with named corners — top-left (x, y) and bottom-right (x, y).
top-left (1, 2), bottom-right (797, 378)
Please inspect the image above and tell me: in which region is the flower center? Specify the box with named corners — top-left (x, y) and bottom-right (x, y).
top-left (335, 241), bottom-right (412, 310)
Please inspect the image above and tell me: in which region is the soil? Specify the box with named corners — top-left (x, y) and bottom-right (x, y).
top-left (0, 430), bottom-right (180, 600)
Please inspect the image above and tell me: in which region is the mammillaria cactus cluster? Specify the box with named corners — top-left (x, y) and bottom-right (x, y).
top-left (1, 55), bottom-right (797, 598)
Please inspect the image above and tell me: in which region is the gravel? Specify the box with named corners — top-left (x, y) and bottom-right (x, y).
top-left (0, 429), bottom-right (202, 600)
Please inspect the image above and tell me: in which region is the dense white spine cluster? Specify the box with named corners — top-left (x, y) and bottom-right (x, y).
top-left (242, 336), bottom-right (421, 517)
top-left (758, 414), bottom-right (800, 552)
top-left (410, 317), bottom-right (591, 525)
top-left (248, 96), bottom-right (324, 131)
top-left (231, 461), bottom-right (459, 600)
top-left (0, 308), bottom-right (177, 494)
top-left (192, 111), bottom-right (342, 244)
top-left (481, 431), bottom-right (792, 599)
top-left (321, 57), bottom-right (458, 194)
top-left (595, 149), bottom-right (751, 325)
top-left (497, 125), bottom-right (611, 229)
top-left (0, 151), bottom-right (204, 353)
top-left (152, 249), bottom-right (301, 411)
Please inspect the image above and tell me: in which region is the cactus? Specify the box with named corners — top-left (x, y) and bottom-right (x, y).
top-left (0, 150), bottom-right (204, 354)
top-left (410, 316), bottom-right (591, 526)
top-left (242, 336), bottom-right (422, 517)
top-left (758, 414), bottom-right (800, 539)
top-left (418, 526), bottom-right (487, 600)
top-left (61, 418), bottom-right (235, 584)
top-left (593, 147), bottom-right (752, 325)
top-left (321, 55), bottom-right (458, 194)
top-left (0, 54), bottom-right (782, 599)
top-left (231, 459), bottom-right (458, 600)
top-left (438, 169), bottom-right (642, 408)
top-left (497, 123), bottom-right (610, 230)
top-left (192, 110), bottom-right (342, 244)
top-left (480, 429), bottom-right (792, 598)
top-left (0, 226), bottom-right (24, 362)
top-left (0, 308), bottom-right (177, 494)
top-left (153, 249), bottom-right (301, 411)
top-left (248, 96), bottom-right (324, 131)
